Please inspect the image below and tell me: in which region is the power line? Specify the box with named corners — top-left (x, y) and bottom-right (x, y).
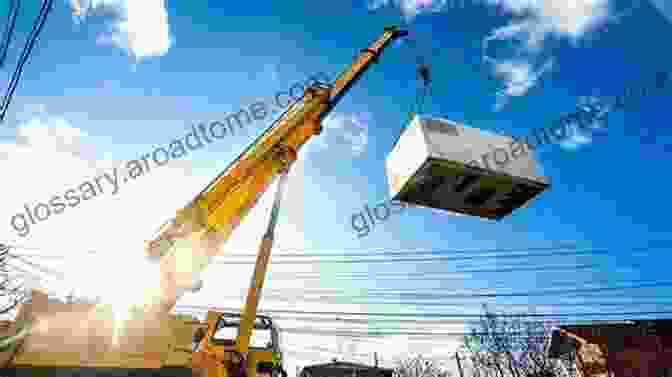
top-left (275, 276), bottom-right (625, 289)
top-left (183, 311), bottom-right (672, 326)
top-left (4, 255), bottom-right (645, 292)
top-left (199, 244), bottom-right (589, 258)
top-left (0, 242), bottom-right (585, 258)
top-left (8, 240), bottom-right (672, 259)
top-left (0, 0), bottom-right (53, 124)
top-left (6, 254), bottom-right (65, 279)
top-left (10, 252), bottom-right (615, 276)
top-left (176, 296), bottom-right (672, 313)
top-left (286, 345), bottom-right (372, 359)
top-left (0, 0), bottom-right (20, 68)
top-left (280, 328), bottom-right (547, 338)
top-left (13, 248), bottom-right (665, 307)
top-left (175, 305), bottom-right (672, 319)
top-left (210, 247), bottom-right (659, 264)
top-left (247, 300), bottom-right (672, 309)
top-left (176, 304), bottom-right (672, 327)
top-left (4, 255), bottom-right (616, 291)
top-left (272, 264), bottom-right (599, 278)
top-left (184, 280), bottom-right (672, 301)
top-left (8, 244), bottom-right (669, 265)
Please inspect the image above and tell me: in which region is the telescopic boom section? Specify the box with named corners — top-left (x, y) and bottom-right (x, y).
top-left (324, 26), bottom-right (408, 118)
top-left (141, 26), bottom-right (408, 317)
top-left (236, 167), bottom-right (291, 359)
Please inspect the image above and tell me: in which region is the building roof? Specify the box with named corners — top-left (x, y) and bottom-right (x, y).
top-left (301, 360), bottom-right (393, 377)
top-left (560, 319), bottom-right (672, 336)
top-left (305, 361), bottom-right (379, 370)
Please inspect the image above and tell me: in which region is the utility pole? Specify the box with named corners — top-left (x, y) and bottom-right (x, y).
top-left (455, 352), bottom-right (464, 377)
top-left (374, 352), bottom-right (379, 368)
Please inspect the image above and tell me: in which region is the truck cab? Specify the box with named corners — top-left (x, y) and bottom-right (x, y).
top-left (192, 312), bottom-right (285, 377)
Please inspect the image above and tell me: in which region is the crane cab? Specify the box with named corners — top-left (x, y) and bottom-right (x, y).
top-left (192, 312), bottom-right (284, 377)
top-left (386, 116), bottom-right (550, 220)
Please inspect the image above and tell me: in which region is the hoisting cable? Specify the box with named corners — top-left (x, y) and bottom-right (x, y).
top-left (403, 34), bottom-right (434, 122)
top-left (391, 32), bottom-right (434, 148)
top-left (413, 57), bottom-right (432, 117)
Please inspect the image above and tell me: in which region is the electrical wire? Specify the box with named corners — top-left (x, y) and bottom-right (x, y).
top-left (181, 312), bottom-right (672, 326)
top-left (208, 247), bottom-right (658, 264)
top-left (6, 254), bottom-right (65, 279)
top-left (192, 279), bottom-right (672, 300)
top-left (276, 275), bottom-right (620, 287)
top-left (8, 240), bottom-right (672, 325)
top-left (281, 328), bottom-right (545, 338)
top-left (9, 245), bottom-right (670, 310)
top-left (175, 305), bottom-right (672, 319)
top-left (3, 253), bottom-right (645, 292)
top-left (271, 264), bottom-right (603, 277)
top-left (0, 0), bottom-right (20, 68)
top-left (19, 239), bottom-right (672, 259)
top-left (2, 241), bottom-right (591, 257)
top-left (286, 345), bottom-right (372, 359)
top-left (8, 243), bottom-right (672, 264)
top-left (242, 296), bottom-right (672, 309)
top-left (0, 0), bottom-right (53, 124)
top-left (5, 254), bottom-right (616, 289)
top-left (7, 247), bottom-right (672, 323)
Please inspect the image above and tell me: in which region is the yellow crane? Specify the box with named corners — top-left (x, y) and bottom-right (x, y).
top-left (2, 26), bottom-right (409, 377)
top-left (150, 24), bottom-right (409, 377)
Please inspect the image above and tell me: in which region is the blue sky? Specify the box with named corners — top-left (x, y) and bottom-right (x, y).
top-left (1, 0), bottom-right (672, 373)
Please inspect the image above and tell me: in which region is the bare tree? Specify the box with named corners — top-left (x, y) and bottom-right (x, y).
top-left (461, 305), bottom-right (568, 377)
top-left (393, 354), bottom-right (452, 377)
top-left (0, 244), bottom-right (28, 316)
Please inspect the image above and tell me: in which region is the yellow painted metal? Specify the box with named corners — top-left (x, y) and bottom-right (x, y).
top-left (238, 237), bottom-right (276, 356)
top-left (143, 25), bottom-right (408, 316)
top-left (144, 88), bottom-right (330, 315)
top-left (194, 311), bottom-right (279, 377)
top-left (188, 26), bottom-right (408, 377)
top-left (5, 26), bottom-right (408, 374)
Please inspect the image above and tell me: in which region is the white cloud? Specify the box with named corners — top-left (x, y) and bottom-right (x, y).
top-left (650, 0), bottom-right (672, 24)
top-left (558, 96), bottom-right (611, 151)
top-left (484, 0), bottom-right (614, 40)
top-left (491, 59), bottom-right (554, 111)
top-left (71, 0), bottom-right (173, 61)
top-left (482, 0), bottom-right (638, 110)
top-left (0, 113), bottom-right (202, 301)
top-left (363, 0), bottom-right (630, 109)
top-left (367, 0), bottom-right (448, 21)
top-left (310, 112), bottom-right (371, 158)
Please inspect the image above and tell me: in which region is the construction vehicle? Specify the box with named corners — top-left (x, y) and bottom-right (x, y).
top-left (0, 26), bottom-right (409, 377)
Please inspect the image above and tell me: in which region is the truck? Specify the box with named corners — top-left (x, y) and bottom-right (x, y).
top-left (0, 25), bottom-right (410, 377)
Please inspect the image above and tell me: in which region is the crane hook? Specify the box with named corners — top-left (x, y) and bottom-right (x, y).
top-left (417, 64), bottom-right (431, 86)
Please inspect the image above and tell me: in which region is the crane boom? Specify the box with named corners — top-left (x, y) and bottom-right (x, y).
top-left (142, 25), bottom-right (408, 316)
top-left (2, 26), bottom-right (409, 376)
